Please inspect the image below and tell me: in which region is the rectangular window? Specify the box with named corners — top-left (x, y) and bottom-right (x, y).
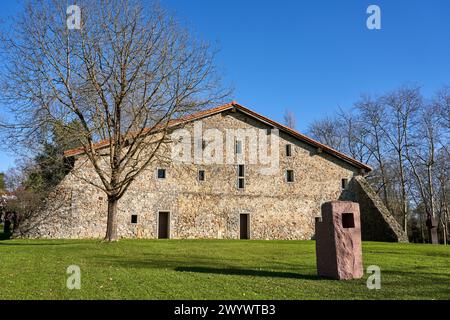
top-left (286, 170), bottom-right (294, 183)
top-left (286, 144), bottom-right (292, 157)
top-left (131, 215), bottom-right (138, 224)
top-left (238, 178), bottom-right (245, 189)
top-left (238, 164), bottom-right (245, 177)
top-left (198, 170), bottom-right (205, 181)
top-left (342, 178), bottom-right (349, 190)
top-left (237, 164), bottom-right (245, 189)
top-left (235, 140), bottom-right (242, 154)
top-left (157, 169), bottom-right (166, 179)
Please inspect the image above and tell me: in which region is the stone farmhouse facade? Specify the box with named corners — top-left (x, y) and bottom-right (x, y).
top-left (17, 102), bottom-right (407, 241)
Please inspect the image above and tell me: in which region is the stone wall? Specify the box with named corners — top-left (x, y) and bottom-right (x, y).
top-left (340, 176), bottom-right (408, 242)
top-left (16, 110), bottom-right (363, 240)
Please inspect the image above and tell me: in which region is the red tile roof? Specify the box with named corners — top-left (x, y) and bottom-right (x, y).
top-left (64, 101), bottom-right (372, 171)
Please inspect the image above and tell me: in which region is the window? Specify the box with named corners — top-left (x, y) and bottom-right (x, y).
top-left (342, 178), bottom-right (349, 190)
top-left (342, 213), bottom-right (355, 228)
top-left (157, 169), bottom-right (166, 179)
top-left (235, 140), bottom-right (242, 154)
top-left (238, 165), bottom-right (245, 177)
top-left (286, 170), bottom-right (294, 183)
top-left (238, 165), bottom-right (245, 189)
top-left (286, 144), bottom-right (292, 157)
top-left (131, 215), bottom-right (138, 224)
top-left (198, 170), bottom-right (205, 182)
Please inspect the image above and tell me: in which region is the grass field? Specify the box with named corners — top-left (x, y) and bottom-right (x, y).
top-left (0, 236), bottom-right (449, 300)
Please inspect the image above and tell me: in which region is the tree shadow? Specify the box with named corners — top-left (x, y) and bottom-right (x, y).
top-left (175, 266), bottom-right (321, 280)
top-left (0, 232), bottom-right (12, 241)
top-left (91, 254), bottom-right (321, 281)
top-left (0, 240), bottom-right (94, 246)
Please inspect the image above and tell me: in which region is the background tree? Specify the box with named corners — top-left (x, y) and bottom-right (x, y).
top-left (308, 116), bottom-right (343, 151)
top-left (0, 0), bottom-right (228, 241)
top-left (0, 173), bottom-right (5, 192)
top-left (283, 108), bottom-right (297, 129)
top-left (23, 120), bottom-right (82, 195)
top-left (308, 85), bottom-right (449, 244)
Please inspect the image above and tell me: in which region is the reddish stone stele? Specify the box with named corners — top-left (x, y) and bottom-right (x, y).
top-left (315, 201), bottom-right (363, 280)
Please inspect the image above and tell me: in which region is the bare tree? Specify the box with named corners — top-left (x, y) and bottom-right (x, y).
top-left (336, 108), bottom-right (372, 164)
top-left (308, 109), bottom-right (371, 164)
top-left (405, 101), bottom-right (441, 243)
top-left (283, 108), bottom-right (297, 129)
top-left (0, 0), bottom-right (228, 241)
top-left (381, 86), bottom-right (421, 235)
top-left (308, 116), bottom-right (343, 151)
top-left (308, 85), bottom-right (449, 243)
top-left (355, 95), bottom-right (392, 211)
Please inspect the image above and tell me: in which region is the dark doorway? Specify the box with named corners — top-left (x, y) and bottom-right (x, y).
top-left (240, 214), bottom-right (249, 239)
top-left (158, 212), bottom-right (170, 239)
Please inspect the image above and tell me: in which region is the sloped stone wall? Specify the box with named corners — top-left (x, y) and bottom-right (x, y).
top-left (340, 176), bottom-right (408, 242)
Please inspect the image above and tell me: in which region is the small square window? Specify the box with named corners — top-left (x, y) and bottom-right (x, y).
top-left (131, 215), bottom-right (138, 224)
top-left (286, 170), bottom-right (294, 183)
top-left (157, 169), bottom-right (166, 179)
top-left (235, 140), bottom-right (242, 154)
top-left (342, 213), bottom-right (355, 228)
top-left (342, 178), bottom-right (349, 190)
top-left (286, 144), bottom-right (292, 157)
top-left (238, 177), bottom-right (245, 189)
top-left (238, 164), bottom-right (245, 177)
top-left (198, 170), bottom-right (205, 181)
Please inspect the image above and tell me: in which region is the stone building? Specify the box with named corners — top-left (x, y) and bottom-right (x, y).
top-left (17, 102), bottom-right (407, 241)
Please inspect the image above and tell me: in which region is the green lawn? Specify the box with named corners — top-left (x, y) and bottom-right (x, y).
top-left (0, 237), bottom-right (449, 300)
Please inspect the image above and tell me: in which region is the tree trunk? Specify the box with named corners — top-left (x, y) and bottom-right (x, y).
top-left (398, 159), bottom-right (408, 236)
top-left (419, 211), bottom-right (425, 243)
top-left (442, 219), bottom-right (447, 246)
top-left (105, 196), bottom-right (119, 242)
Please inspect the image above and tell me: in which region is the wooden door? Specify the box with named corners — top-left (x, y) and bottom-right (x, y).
top-left (240, 214), bottom-right (249, 239)
top-left (158, 212), bottom-right (169, 239)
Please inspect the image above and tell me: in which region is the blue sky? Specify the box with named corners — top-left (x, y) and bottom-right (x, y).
top-left (1, 0), bottom-right (450, 171)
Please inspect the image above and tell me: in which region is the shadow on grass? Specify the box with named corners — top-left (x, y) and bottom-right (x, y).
top-left (0, 240), bottom-right (95, 246)
top-left (0, 242), bottom-right (80, 246)
top-left (92, 254), bottom-right (320, 281)
top-left (0, 232), bottom-right (12, 241)
top-left (175, 266), bottom-right (321, 280)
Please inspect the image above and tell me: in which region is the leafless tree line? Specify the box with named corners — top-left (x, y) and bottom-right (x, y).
top-left (309, 86), bottom-right (449, 244)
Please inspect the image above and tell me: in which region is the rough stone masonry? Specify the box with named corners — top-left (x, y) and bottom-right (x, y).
top-left (15, 103), bottom-right (407, 242)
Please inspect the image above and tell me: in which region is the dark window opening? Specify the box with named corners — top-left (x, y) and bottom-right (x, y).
top-left (238, 178), bottom-right (245, 189)
top-left (342, 213), bottom-right (355, 228)
top-left (131, 215), bottom-right (138, 224)
top-left (237, 165), bottom-right (245, 189)
top-left (286, 144), bottom-right (292, 157)
top-left (157, 169), bottom-right (166, 179)
top-left (342, 178), bottom-right (349, 190)
top-left (198, 170), bottom-right (205, 181)
top-left (238, 165), bottom-right (245, 177)
top-left (286, 170), bottom-right (294, 182)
